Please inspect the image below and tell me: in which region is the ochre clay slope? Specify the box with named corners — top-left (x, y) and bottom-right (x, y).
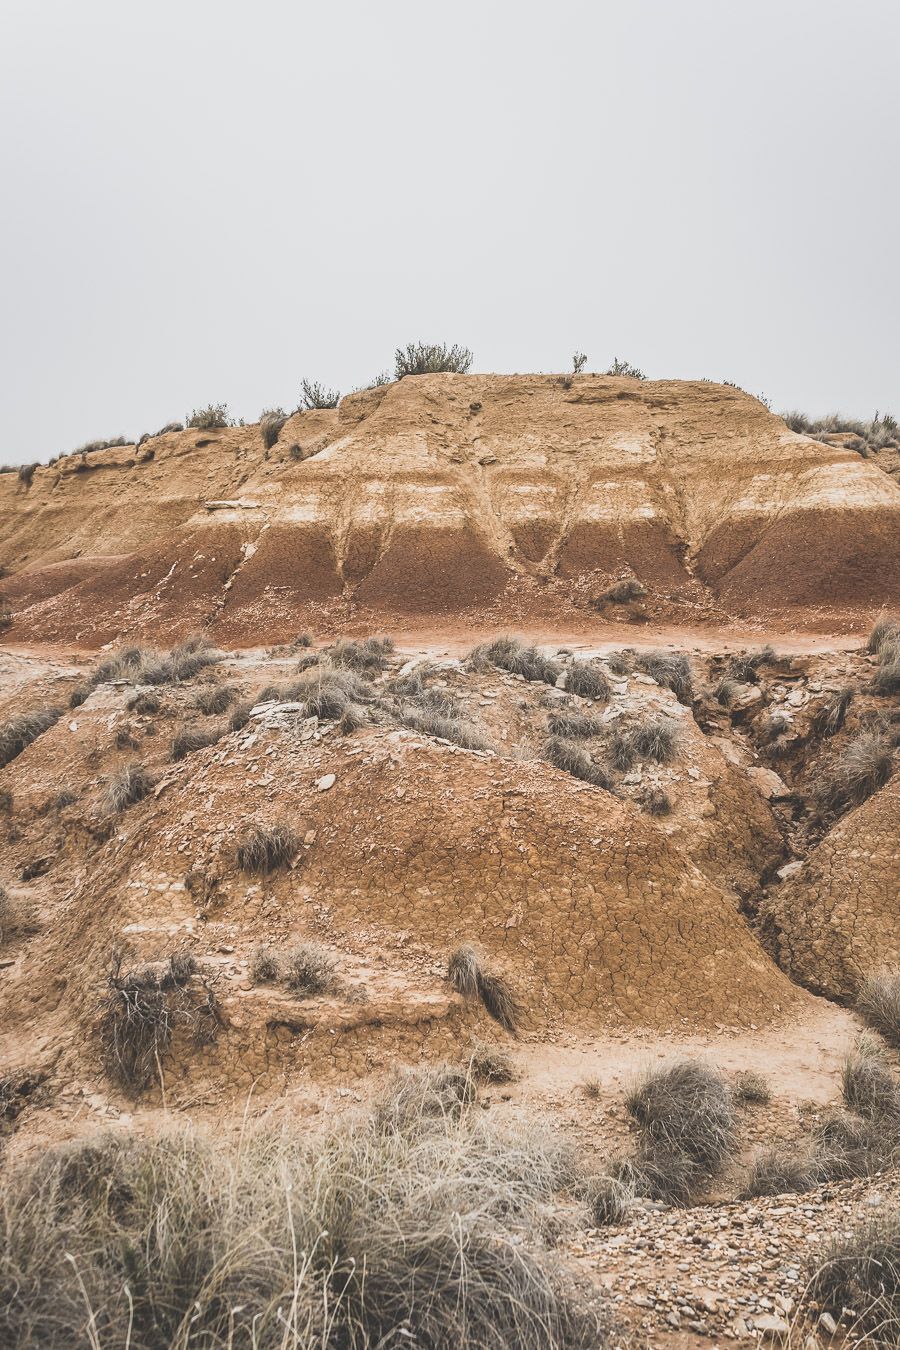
top-left (2, 375), bottom-right (898, 644)
top-left (762, 775), bottom-right (900, 999)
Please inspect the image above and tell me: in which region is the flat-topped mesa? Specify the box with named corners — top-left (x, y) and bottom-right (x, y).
top-left (2, 375), bottom-right (898, 643)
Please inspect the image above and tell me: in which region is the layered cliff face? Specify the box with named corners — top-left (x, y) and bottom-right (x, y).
top-left (2, 374), bottom-right (899, 644)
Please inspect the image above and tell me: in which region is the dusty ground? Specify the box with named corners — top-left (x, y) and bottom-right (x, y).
top-left (1, 616), bottom-right (898, 1346)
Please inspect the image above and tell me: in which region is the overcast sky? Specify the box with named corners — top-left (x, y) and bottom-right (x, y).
top-left (1, 0), bottom-right (898, 464)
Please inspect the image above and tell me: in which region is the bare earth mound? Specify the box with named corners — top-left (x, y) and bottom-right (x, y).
top-left (2, 375), bottom-right (899, 644)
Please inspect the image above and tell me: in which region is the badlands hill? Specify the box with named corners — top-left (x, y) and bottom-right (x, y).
top-left (2, 375), bottom-right (899, 644)
top-left (0, 375), bottom-right (898, 1348)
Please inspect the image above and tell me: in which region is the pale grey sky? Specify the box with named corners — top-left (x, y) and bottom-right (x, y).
top-left (1, 0), bottom-right (898, 464)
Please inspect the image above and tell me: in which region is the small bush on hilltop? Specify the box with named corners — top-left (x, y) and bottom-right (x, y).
top-left (606, 356), bottom-right (646, 379)
top-left (298, 379), bottom-right (340, 410)
top-left (395, 341), bottom-right (473, 378)
top-left (186, 404), bottom-right (229, 430)
top-left (258, 406), bottom-right (288, 448)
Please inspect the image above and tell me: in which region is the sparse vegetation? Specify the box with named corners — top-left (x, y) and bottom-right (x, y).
top-left (599, 578), bottom-right (646, 604)
top-left (298, 379), bottom-right (340, 410)
top-left (812, 686), bottom-right (853, 737)
top-left (566, 661), bottom-right (611, 701)
top-left (0, 707), bottom-right (63, 769)
top-left (395, 341), bottom-right (473, 378)
top-left (186, 404), bottom-right (229, 430)
top-left (259, 406), bottom-right (288, 448)
top-left (634, 650), bottom-right (693, 702)
top-left (547, 710), bottom-right (601, 739)
top-left (104, 762), bottom-right (153, 813)
top-left (228, 700), bottom-right (254, 731)
top-left (857, 973), bottom-right (900, 1049)
top-left (17, 463), bottom-right (38, 487)
top-left (448, 945), bottom-right (519, 1034)
top-left (127, 689), bottom-right (162, 715)
top-left (818, 730), bottom-right (893, 813)
top-left (192, 683), bottom-right (238, 715)
top-left (725, 646), bottom-right (777, 683)
top-left (733, 1069), bottom-right (771, 1105)
top-left (606, 357), bottom-right (646, 379)
top-left (543, 736), bottom-right (612, 787)
top-left (867, 616), bottom-right (900, 655)
top-left (0, 1100), bottom-right (611, 1350)
top-left (399, 702), bottom-right (492, 752)
top-left (328, 634), bottom-right (394, 673)
top-left (249, 943), bottom-right (279, 983)
top-left (282, 942), bottom-right (337, 995)
top-left (469, 1043), bottom-right (517, 1084)
top-left (610, 715), bottom-right (680, 770)
top-left (471, 636), bottom-right (561, 685)
top-left (236, 822), bottom-right (300, 874)
top-left (840, 1041), bottom-right (900, 1122)
top-left (806, 1209), bottom-right (900, 1348)
top-left (96, 948), bottom-right (219, 1094)
top-left (171, 724), bottom-right (223, 761)
top-left (638, 785), bottom-right (672, 816)
top-left (740, 1148), bottom-right (817, 1198)
top-left (783, 409), bottom-right (899, 456)
top-left (585, 1174), bottom-right (634, 1226)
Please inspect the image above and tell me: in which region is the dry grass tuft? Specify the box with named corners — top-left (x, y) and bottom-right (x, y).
top-left (259, 407), bottom-right (287, 448)
top-left (585, 1174), bottom-right (634, 1226)
top-left (817, 730), bottom-right (894, 813)
top-left (282, 942), bottom-right (336, 995)
top-left (469, 1044), bottom-right (517, 1084)
top-left (732, 1070), bottom-right (771, 1104)
top-left (170, 724), bottom-right (223, 761)
top-left (249, 944), bottom-right (279, 983)
top-left (610, 715), bottom-right (680, 770)
top-left (599, 578), bottom-right (646, 605)
top-left (186, 403), bottom-right (229, 429)
top-left (543, 736), bottom-right (612, 787)
top-left (192, 683), bottom-right (238, 716)
top-left (448, 945), bottom-right (520, 1034)
top-left (547, 710), bottom-right (601, 739)
top-left (398, 703), bottom-right (492, 751)
top-left (857, 973), bottom-right (900, 1048)
top-left (806, 1209), bottom-right (900, 1348)
top-left (867, 616), bottom-right (900, 654)
top-left (740, 1148), bottom-right (817, 1198)
top-left (812, 686), bottom-right (854, 737)
top-left (634, 650), bottom-right (693, 702)
top-left (566, 661), bottom-right (611, 701)
top-left (471, 636), bottom-right (561, 685)
top-left (104, 762), bottom-right (153, 813)
top-left (328, 634), bottom-right (394, 674)
top-left (638, 785), bottom-right (672, 816)
top-left (236, 822), bottom-right (300, 874)
top-left (0, 707), bottom-right (63, 769)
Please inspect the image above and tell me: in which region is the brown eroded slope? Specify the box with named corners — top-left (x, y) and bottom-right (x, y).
top-left (2, 375), bottom-right (899, 645)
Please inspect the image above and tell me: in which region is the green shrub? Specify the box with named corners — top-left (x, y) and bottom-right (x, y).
top-left (605, 357), bottom-right (645, 379)
top-left (395, 341), bottom-right (473, 378)
top-left (186, 404), bottom-right (229, 430)
top-left (298, 380), bottom-right (340, 410)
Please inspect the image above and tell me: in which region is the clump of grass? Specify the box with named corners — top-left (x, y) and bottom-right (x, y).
top-left (867, 616), bottom-right (900, 655)
top-left (638, 785), bottom-right (672, 816)
top-left (282, 942), bottom-right (336, 995)
top-left (873, 650), bottom-right (900, 696)
top-left (127, 689), bottom-right (162, 715)
top-left (114, 725), bottom-right (140, 750)
top-left (566, 662), bottom-right (611, 702)
top-left (448, 945), bottom-right (520, 1034)
top-left (298, 379), bottom-right (340, 410)
top-left (841, 1042), bottom-right (900, 1121)
top-left (733, 1069), bottom-right (771, 1104)
top-left (543, 736), bottom-right (612, 788)
top-left (725, 646), bottom-right (777, 683)
top-left (395, 341), bottom-right (473, 378)
top-left (617, 1061), bottom-right (737, 1204)
top-left (812, 686), bottom-right (854, 737)
top-left (606, 650), bottom-right (634, 676)
top-left (740, 1148), bottom-right (817, 1198)
top-left (857, 974), bottom-right (900, 1049)
top-left (715, 677), bottom-right (739, 707)
top-left (259, 407), bottom-right (287, 448)
top-left (806, 1210), bottom-right (900, 1348)
top-left (375, 1065), bottom-right (478, 1133)
top-left (471, 636), bottom-right (561, 685)
top-left (327, 635), bottom-right (394, 674)
top-left (17, 463), bottom-right (38, 486)
top-left (171, 724), bottom-right (223, 761)
top-left (249, 944), bottom-right (279, 983)
top-left (236, 822), bottom-right (300, 874)
top-left (812, 1110), bottom-right (887, 1181)
top-left (97, 948), bottom-right (219, 1094)
top-left (609, 715), bottom-right (680, 769)
top-left (817, 730), bottom-right (894, 813)
top-left (228, 700), bottom-right (254, 731)
top-left (546, 710), bottom-right (601, 739)
top-left (634, 650), bottom-right (693, 702)
top-left (581, 1078), bottom-right (602, 1101)
top-left (599, 578), bottom-right (646, 604)
top-left (469, 1044), bottom-right (517, 1085)
top-left (337, 703), bottom-right (368, 734)
top-left (192, 683), bottom-right (238, 716)
top-left (186, 404), bottom-right (229, 429)
top-left (104, 762), bottom-right (153, 813)
top-left (0, 887), bottom-right (37, 945)
top-left (399, 703), bottom-right (492, 752)
top-left (0, 707), bottom-right (62, 769)
top-left (585, 1174), bottom-right (634, 1226)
